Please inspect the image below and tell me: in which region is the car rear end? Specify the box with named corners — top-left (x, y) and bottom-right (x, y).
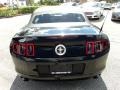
top-left (112, 12), bottom-right (120, 20)
top-left (104, 3), bottom-right (112, 10)
top-left (81, 2), bottom-right (103, 19)
top-left (10, 6), bottom-right (110, 80)
top-left (84, 11), bottom-right (101, 19)
top-left (111, 6), bottom-right (120, 21)
top-left (10, 28), bottom-right (110, 80)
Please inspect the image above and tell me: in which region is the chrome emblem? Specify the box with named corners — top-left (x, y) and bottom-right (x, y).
top-left (55, 44), bottom-right (66, 56)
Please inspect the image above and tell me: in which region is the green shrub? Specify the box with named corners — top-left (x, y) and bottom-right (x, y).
top-left (18, 6), bottom-right (39, 14)
top-left (39, 0), bottom-right (59, 5)
top-left (0, 6), bottom-right (39, 18)
top-left (0, 9), bottom-right (18, 17)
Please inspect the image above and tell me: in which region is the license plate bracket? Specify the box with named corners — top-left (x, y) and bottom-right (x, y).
top-left (50, 64), bottom-right (72, 75)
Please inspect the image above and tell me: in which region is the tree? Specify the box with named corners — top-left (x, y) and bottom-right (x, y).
top-left (106, 0), bottom-right (118, 3)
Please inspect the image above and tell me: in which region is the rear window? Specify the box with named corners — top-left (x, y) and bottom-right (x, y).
top-left (105, 3), bottom-right (111, 6)
top-left (32, 13), bottom-right (85, 24)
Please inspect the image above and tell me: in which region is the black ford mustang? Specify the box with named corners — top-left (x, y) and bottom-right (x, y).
top-left (10, 6), bottom-right (110, 80)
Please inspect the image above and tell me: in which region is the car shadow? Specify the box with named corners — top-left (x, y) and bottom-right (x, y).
top-left (10, 75), bottom-right (107, 90)
top-left (89, 15), bottom-right (105, 23)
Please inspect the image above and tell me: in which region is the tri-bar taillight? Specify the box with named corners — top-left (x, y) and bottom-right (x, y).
top-left (86, 40), bottom-right (108, 55)
top-left (12, 43), bottom-right (35, 56)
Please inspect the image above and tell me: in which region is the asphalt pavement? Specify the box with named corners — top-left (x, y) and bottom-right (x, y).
top-left (0, 10), bottom-right (120, 90)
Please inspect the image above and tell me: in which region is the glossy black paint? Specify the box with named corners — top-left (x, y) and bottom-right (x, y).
top-left (10, 25), bottom-right (109, 58)
top-left (10, 24), bottom-right (110, 80)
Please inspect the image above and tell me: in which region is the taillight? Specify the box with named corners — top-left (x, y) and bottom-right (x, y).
top-left (26, 44), bottom-right (35, 56)
top-left (86, 42), bottom-right (95, 55)
top-left (102, 40), bottom-right (109, 50)
top-left (12, 43), bottom-right (19, 54)
top-left (95, 41), bottom-right (103, 53)
top-left (86, 40), bottom-right (108, 55)
top-left (12, 43), bottom-right (35, 56)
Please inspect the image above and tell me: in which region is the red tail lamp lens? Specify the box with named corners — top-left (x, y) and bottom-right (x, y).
top-left (18, 44), bottom-right (26, 55)
top-left (86, 42), bottom-right (95, 55)
top-left (95, 41), bottom-right (103, 53)
top-left (26, 44), bottom-right (35, 56)
top-left (86, 41), bottom-right (106, 55)
top-left (102, 40), bottom-right (108, 50)
top-left (13, 43), bottom-right (19, 54)
top-left (12, 43), bottom-right (35, 56)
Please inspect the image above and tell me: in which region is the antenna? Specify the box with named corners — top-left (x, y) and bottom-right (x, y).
top-left (100, 11), bottom-right (109, 32)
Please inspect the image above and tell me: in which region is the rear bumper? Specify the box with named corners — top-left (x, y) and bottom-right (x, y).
top-left (12, 53), bottom-right (108, 80)
top-left (104, 8), bottom-right (111, 10)
top-left (111, 17), bottom-right (120, 20)
top-left (86, 15), bottom-right (100, 19)
top-left (111, 13), bottom-right (120, 20)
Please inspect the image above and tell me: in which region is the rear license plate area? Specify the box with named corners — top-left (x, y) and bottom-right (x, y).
top-left (50, 64), bottom-right (72, 75)
top-left (37, 63), bottom-right (85, 75)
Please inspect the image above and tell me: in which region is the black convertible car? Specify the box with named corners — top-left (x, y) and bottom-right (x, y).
top-left (10, 6), bottom-right (110, 80)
